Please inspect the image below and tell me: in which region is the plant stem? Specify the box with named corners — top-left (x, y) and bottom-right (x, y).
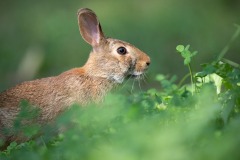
top-left (217, 24), bottom-right (240, 62)
top-left (221, 58), bottom-right (240, 69)
top-left (178, 73), bottom-right (190, 87)
top-left (188, 64), bottom-right (194, 95)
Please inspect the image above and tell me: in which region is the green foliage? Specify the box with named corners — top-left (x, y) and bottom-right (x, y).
top-left (1, 0), bottom-right (240, 90)
top-left (176, 45), bottom-right (197, 65)
top-left (1, 79), bottom-right (240, 159)
top-left (176, 44), bottom-right (198, 94)
top-left (1, 56), bottom-right (240, 160)
top-left (1, 100), bottom-right (41, 141)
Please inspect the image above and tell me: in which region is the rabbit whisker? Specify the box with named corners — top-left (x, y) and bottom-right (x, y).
top-left (131, 79), bottom-right (136, 93)
top-left (142, 73), bottom-right (149, 85)
top-left (138, 78), bottom-right (142, 91)
top-left (144, 73), bottom-right (149, 80)
top-left (121, 75), bottom-right (132, 89)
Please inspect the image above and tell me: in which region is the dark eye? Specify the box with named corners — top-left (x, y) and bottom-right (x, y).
top-left (117, 47), bottom-right (127, 55)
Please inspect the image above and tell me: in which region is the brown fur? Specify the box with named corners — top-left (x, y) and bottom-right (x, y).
top-left (0, 8), bottom-right (150, 148)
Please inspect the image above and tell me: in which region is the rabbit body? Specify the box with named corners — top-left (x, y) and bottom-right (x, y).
top-left (0, 8), bottom-right (150, 146)
top-left (0, 68), bottom-right (113, 126)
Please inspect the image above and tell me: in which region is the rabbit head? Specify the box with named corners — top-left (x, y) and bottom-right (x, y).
top-left (78, 8), bottom-right (150, 83)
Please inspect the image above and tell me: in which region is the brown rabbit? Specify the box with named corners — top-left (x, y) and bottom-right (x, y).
top-left (0, 8), bottom-right (150, 147)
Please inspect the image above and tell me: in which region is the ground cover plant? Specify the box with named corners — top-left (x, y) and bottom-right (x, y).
top-left (0, 26), bottom-right (240, 160)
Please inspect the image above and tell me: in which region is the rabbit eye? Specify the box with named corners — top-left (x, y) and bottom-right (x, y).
top-left (117, 47), bottom-right (127, 55)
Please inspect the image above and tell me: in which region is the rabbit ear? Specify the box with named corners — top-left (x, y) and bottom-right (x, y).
top-left (78, 8), bottom-right (105, 47)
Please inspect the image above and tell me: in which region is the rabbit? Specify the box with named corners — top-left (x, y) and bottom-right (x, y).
top-left (0, 8), bottom-right (150, 147)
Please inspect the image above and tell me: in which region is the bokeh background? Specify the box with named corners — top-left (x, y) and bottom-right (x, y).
top-left (0, 0), bottom-right (240, 91)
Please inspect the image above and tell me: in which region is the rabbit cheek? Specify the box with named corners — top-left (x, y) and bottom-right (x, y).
top-left (124, 54), bottom-right (136, 73)
top-left (118, 56), bottom-right (133, 76)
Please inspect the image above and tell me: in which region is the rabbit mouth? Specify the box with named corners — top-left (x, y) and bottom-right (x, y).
top-left (127, 71), bottom-right (143, 79)
top-left (132, 71), bottom-right (143, 76)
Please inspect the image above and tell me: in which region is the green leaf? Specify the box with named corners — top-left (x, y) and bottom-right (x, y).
top-left (155, 74), bottom-right (165, 82)
top-left (192, 51), bottom-right (198, 56)
top-left (184, 57), bottom-right (191, 65)
top-left (181, 50), bottom-right (188, 58)
top-left (155, 94), bottom-right (162, 104)
top-left (185, 44), bottom-right (190, 51)
top-left (176, 45), bottom-right (185, 52)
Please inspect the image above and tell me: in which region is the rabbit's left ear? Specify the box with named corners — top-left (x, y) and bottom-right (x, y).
top-left (78, 8), bottom-right (105, 47)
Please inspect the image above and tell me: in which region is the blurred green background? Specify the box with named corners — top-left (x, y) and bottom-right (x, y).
top-left (0, 0), bottom-right (240, 91)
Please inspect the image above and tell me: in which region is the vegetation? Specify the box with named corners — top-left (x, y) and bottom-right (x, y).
top-left (1, 0), bottom-right (240, 90)
top-left (1, 0), bottom-right (240, 159)
top-left (0, 25), bottom-right (240, 160)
